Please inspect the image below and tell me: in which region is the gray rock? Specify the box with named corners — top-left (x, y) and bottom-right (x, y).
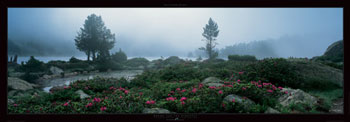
top-left (49, 85), bottom-right (66, 93)
top-left (223, 94), bottom-right (256, 111)
top-left (142, 108), bottom-right (171, 114)
top-left (50, 66), bottom-right (63, 75)
top-left (264, 107), bottom-right (280, 114)
top-left (75, 90), bottom-right (90, 99)
top-left (278, 88), bottom-right (318, 108)
top-left (8, 99), bottom-right (15, 105)
top-left (202, 77), bottom-right (224, 84)
top-left (8, 77), bottom-right (38, 91)
top-left (43, 75), bottom-right (51, 79)
top-left (8, 90), bottom-right (18, 97)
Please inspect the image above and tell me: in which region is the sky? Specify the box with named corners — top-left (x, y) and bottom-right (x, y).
top-left (8, 8), bottom-right (343, 58)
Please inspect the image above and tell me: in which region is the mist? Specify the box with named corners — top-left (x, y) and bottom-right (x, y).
top-left (8, 8), bottom-right (343, 58)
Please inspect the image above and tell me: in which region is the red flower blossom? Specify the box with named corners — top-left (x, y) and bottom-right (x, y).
top-left (181, 89), bottom-right (187, 93)
top-left (209, 86), bottom-right (216, 89)
top-left (267, 89), bottom-right (273, 93)
top-left (222, 103), bottom-right (225, 108)
top-left (85, 103), bottom-right (93, 108)
top-left (258, 85), bottom-right (262, 88)
top-left (284, 91), bottom-right (288, 94)
top-left (13, 104), bottom-right (18, 107)
top-left (180, 97), bottom-right (187, 102)
top-left (192, 88), bottom-right (197, 93)
top-left (278, 87), bottom-right (283, 90)
top-left (238, 71), bottom-right (244, 75)
top-left (242, 87), bottom-right (246, 90)
top-left (93, 97), bottom-right (101, 102)
top-left (166, 97), bottom-right (175, 101)
top-left (181, 101), bottom-right (185, 105)
top-left (176, 88), bottom-right (181, 91)
top-left (170, 91), bottom-right (175, 94)
top-left (120, 96), bottom-right (123, 99)
top-left (100, 106), bottom-right (107, 111)
top-left (139, 92), bottom-right (143, 96)
top-left (199, 84), bottom-right (204, 89)
top-left (124, 90), bottom-right (129, 94)
top-left (218, 90), bottom-right (223, 94)
top-left (168, 94), bottom-right (171, 96)
top-left (232, 99), bottom-right (235, 103)
top-left (63, 102), bottom-right (68, 106)
top-left (146, 100), bottom-right (156, 104)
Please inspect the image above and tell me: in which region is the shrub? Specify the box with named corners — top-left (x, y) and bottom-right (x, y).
top-left (69, 56), bottom-right (83, 63)
top-left (228, 55), bottom-right (257, 62)
top-left (19, 56), bottom-right (47, 72)
top-left (20, 72), bottom-right (39, 83)
top-left (243, 58), bottom-right (301, 88)
top-left (125, 58), bottom-right (149, 67)
top-left (111, 49), bottom-right (127, 63)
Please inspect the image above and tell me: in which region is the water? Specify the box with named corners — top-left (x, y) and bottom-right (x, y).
top-left (8, 56), bottom-right (199, 64)
top-left (41, 70), bottom-right (143, 92)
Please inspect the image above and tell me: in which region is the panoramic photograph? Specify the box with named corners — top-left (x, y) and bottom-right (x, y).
top-left (7, 8), bottom-right (343, 114)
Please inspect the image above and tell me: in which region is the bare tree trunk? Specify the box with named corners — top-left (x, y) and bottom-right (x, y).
top-left (92, 51), bottom-right (96, 61)
top-left (87, 51), bottom-right (90, 61)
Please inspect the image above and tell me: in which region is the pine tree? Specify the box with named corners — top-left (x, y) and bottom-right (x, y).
top-left (200, 18), bottom-right (220, 60)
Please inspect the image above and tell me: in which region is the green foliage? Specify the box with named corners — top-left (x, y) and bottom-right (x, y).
top-left (111, 49), bottom-right (127, 63)
top-left (125, 58), bottom-right (149, 67)
top-left (69, 57), bottom-right (83, 63)
top-left (228, 55), bottom-right (257, 62)
top-left (20, 72), bottom-right (39, 83)
top-left (243, 58), bottom-right (302, 88)
top-left (19, 56), bottom-right (47, 72)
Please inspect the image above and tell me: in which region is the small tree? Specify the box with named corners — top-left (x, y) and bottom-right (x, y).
top-left (111, 48), bottom-right (128, 63)
top-left (200, 18), bottom-right (220, 60)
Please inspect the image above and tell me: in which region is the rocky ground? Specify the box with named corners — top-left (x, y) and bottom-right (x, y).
top-left (329, 98), bottom-right (344, 113)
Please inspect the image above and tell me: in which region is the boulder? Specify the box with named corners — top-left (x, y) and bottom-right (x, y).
top-left (43, 75), bottom-right (51, 79)
top-left (8, 99), bottom-right (15, 105)
top-left (49, 85), bottom-right (66, 93)
top-left (264, 107), bottom-right (280, 114)
top-left (8, 77), bottom-right (38, 91)
top-left (278, 88), bottom-right (318, 108)
top-left (142, 108), bottom-right (171, 114)
top-left (223, 94), bottom-right (256, 111)
top-left (202, 77), bottom-right (224, 84)
top-left (50, 66), bottom-right (63, 75)
top-left (75, 90), bottom-right (90, 99)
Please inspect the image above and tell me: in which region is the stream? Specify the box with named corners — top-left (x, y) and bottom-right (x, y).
top-left (40, 70), bottom-right (143, 92)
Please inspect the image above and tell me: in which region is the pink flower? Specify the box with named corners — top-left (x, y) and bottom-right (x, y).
top-left (284, 91), bottom-right (288, 94)
top-left (176, 88), bottom-right (181, 91)
top-left (237, 79), bottom-right (241, 82)
top-left (278, 87), bottom-right (283, 90)
top-left (181, 101), bottom-right (185, 105)
top-left (180, 97), bottom-right (187, 102)
top-left (105, 97), bottom-right (108, 99)
top-left (168, 94), bottom-right (171, 96)
top-left (218, 90), bottom-right (223, 94)
top-left (170, 91), bottom-right (175, 94)
top-left (166, 97), bottom-right (175, 101)
top-left (139, 92), bottom-right (143, 96)
top-left (242, 87), bottom-right (246, 90)
top-left (100, 106), bottom-right (107, 111)
top-left (85, 103), bottom-right (93, 108)
top-left (238, 71), bottom-right (244, 75)
top-left (109, 86), bottom-right (114, 90)
top-left (258, 85), bottom-right (262, 88)
top-left (124, 90), bottom-right (129, 94)
top-left (258, 80), bottom-right (261, 83)
top-left (199, 84), bottom-right (204, 89)
top-left (93, 97), bottom-right (101, 102)
top-left (222, 103), bottom-right (225, 108)
top-left (64, 86), bottom-right (68, 89)
top-left (119, 96), bottom-right (123, 99)
top-left (63, 102), bottom-right (68, 106)
top-left (85, 86), bottom-right (89, 90)
top-left (272, 87), bottom-right (277, 90)
top-left (209, 86), bottom-right (216, 89)
top-left (192, 88), bottom-right (197, 93)
top-left (181, 89), bottom-right (187, 93)
top-left (13, 104), bottom-right (18, 107)
top-left (232, 99), bottom-right (235, 103)
top-left (267, 89), bottom-right (273, 93)
top-left (146, 100), bottom-right (156, 104)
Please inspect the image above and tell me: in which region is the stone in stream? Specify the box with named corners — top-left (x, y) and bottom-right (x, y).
top-left (50, 66), bottom-right (64, 75)
top-left (142, 108), bottom-right (171, 113)
top-left (75, 90), bottom-right (90, 99)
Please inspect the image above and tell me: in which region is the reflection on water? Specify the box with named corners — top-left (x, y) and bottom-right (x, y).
top-left (41, 70), bottom-right (143, 92)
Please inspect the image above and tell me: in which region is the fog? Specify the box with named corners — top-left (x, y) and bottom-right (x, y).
top-left (8, 8), bottom-right (343, 58)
